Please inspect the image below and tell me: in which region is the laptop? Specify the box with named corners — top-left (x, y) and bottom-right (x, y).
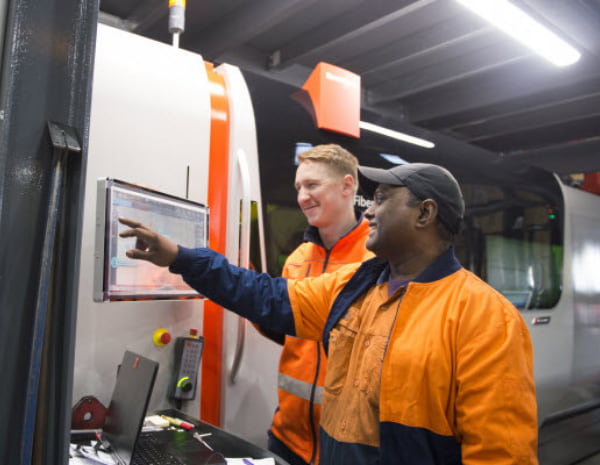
top-left (81, 350), bottom-right (225, 465)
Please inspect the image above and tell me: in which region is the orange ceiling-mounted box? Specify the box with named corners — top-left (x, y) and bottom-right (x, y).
top-left (299, 62), bottom-right (361, 138)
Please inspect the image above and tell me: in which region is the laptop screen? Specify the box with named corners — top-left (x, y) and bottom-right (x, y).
top-left (103, 351), bottom-right (158, 465)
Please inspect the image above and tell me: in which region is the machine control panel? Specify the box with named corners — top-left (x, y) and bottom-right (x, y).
top-left (170, 336), bottom-right (204, 401)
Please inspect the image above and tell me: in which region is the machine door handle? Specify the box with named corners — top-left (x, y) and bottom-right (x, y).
top-left (230, 148), bottom-right (251, 384)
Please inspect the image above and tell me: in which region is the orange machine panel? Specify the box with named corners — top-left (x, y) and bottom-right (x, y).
top-left (300, 62), bottom-right (360, 138)
top-left (202, 62), bottom-right (230, 426)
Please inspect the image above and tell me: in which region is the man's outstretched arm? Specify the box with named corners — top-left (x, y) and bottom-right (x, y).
top-left (119, 217), bottom-right (296, 336)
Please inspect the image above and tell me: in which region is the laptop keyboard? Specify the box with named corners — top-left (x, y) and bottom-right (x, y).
top-left (132, 434), bottom-right (185, 465)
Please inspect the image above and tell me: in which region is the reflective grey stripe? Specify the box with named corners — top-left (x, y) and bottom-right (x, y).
top-left (278, 372), bottom-right (323, 405)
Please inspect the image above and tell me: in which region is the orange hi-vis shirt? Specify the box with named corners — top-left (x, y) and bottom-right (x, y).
top-left (288, 252), bottom-right (538, 465)
top-left (270, 217), bottom-right (372, 464)
top-left (171, 247), bottom-right (538, 464)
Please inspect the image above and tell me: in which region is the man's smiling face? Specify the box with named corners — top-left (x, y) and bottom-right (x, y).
top-left (295, 161), bottom-right (350, 229)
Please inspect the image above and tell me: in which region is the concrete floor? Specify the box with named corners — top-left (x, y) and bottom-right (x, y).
top-left (576, 453), bottom-right (600, 465)
top-left (537, 405), bottom-right (600, 465)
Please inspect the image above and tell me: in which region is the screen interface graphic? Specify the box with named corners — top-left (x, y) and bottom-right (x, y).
top-left (102, 179), bottom-right (208, 300)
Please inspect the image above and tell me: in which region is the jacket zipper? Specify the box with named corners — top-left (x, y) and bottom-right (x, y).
top-left (308, 248), bottom-right (331, 464)
top-left (382, 287), bottom-right (406, 361)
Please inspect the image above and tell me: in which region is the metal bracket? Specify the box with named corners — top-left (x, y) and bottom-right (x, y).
top-left (47, 121), bottom-right (81, 158)
top-left (266, 49), bottom-right (281, 70)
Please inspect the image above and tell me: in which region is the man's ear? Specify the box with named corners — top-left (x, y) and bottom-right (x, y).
top-left (416, 199), bottom-right (438, 227)
top-left (341, 174), bottom-right (356, 196)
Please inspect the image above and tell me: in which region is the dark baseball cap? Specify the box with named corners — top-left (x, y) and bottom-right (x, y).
top-left (358, 163), bottom-right (465, 234)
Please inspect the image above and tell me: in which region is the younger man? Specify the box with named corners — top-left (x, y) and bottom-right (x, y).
top-left (263, 144), bottom-right (372, 465)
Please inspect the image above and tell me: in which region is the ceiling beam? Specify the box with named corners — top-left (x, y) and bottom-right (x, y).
top-left (270, 0), bottom-right (437, 69)
top-left (187, 0), bottom-right (318, 61)
top-left (368, 44), bottom-right (529, 104)
top-left (98, 11), bottom-right (136, 31)
top-left (406, 59), bottom-right (600, 122)
top-left (356, 25), bottom-right (493, 83)
top-left (507, 136), bottom-right (600, 174)
top-left (459, 93), bottom-right (600, 141)
top-left (126, 0), bottom-right (167, 33)
top-left (321, 0), bottom-right (460, 73)
top-left (476, 114), bottom-right (600, 152)
top-left (417, 75), bottom-right (600, 130)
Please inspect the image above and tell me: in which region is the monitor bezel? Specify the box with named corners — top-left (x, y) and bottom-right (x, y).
top-left (94, 178), bottom-right (209, 302)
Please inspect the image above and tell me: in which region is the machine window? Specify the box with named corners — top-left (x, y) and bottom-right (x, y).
top-left (456, 185), bottom-right (562, 310)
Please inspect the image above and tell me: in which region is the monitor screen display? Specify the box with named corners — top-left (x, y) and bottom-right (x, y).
top-left (94, 178), bottom-right (209, 301)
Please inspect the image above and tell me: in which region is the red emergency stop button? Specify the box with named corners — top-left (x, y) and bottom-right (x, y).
top-left (153, 328), bottom-right (172, 346)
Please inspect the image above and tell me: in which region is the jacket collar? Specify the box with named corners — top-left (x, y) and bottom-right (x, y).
top-left (303, 210), bottom-right (366, 248)
top-left (375, 247), bottom-right (462, 285)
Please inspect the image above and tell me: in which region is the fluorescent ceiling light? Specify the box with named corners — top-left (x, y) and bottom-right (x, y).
top-left (456, 0), bottom-right (581, 67)
top-left (359, 121), bottom-right (435, 149)
top-left (379, 153), bottom-right (409, 165)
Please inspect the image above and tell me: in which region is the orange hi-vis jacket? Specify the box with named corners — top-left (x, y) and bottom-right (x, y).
top-left (171, 248), bottom-right (538, 465)
top-left (269, 218), bottom-right (372, 464)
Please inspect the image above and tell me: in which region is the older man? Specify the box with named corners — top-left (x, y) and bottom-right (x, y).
top-left (119, 162), bottom-right (538, 465)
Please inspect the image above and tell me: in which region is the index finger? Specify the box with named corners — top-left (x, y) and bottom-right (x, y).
top-left (119, 226), bottom-right (155, 244)
top-left (118, 217), bottom-right (142, 228)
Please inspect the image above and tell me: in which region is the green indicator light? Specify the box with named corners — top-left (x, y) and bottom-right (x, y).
top-left (177, 376), bottom-right (190, 388)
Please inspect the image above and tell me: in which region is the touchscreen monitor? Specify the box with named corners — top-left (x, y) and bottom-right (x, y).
top-left (94, 178), bottom-right (209, 301)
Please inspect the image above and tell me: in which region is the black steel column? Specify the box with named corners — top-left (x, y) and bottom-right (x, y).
top-left (0, 0), bottom-right (98, 464)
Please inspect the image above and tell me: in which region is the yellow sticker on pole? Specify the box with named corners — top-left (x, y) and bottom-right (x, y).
top-left (169, 0), bottom-right (186, 7)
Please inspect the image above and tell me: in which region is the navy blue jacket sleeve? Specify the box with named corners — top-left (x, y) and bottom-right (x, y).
top-left (169, 246), bottom-right (296, 335)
